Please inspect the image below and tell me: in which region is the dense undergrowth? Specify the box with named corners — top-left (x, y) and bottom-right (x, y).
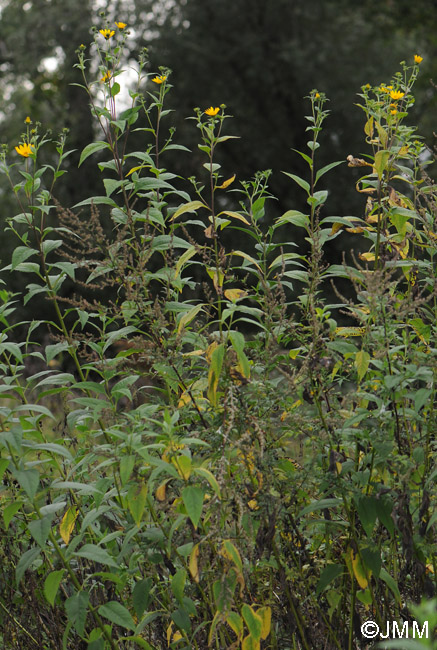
top-left (0, 20), bottom-right (435, 650)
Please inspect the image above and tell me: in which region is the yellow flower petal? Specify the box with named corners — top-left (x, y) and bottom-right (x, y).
top-left (15, 142), bottom-right (34, 157)
top-left (414, 54), bottom-right (423, 64)
top-left (115, 21), bottom-right (127, 29)
top-left (99, 29), bottom-right (115, 39)
top-left (152, 75), bottom-right (167, 84)
top-left (205, 106), bottom-right (220, 116)
top-left (100, 70), bottom-right (112, 83)
top-left (389, 90), bottom-right (405, 100)
top-left (25, 116), bottom-right (31, 124)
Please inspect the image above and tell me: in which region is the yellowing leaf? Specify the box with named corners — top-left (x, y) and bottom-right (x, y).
top-left (156, 481), bottom-right (168, 502)
top-left (347, 546), bottom-right (370, 589)
top-left (242, 635), bottom-right (260, 650)
top-left (335, 327), bottom-right (365, 337)
top-left (206, 267), bottom-right (225, 291)
top-left (256, 606), bottom-right (272, 640)
top-left (217, 174), bottom-right (236, 189)
top-left (247, 499), bottom-right (259, 510)
top-left (220, 540), bottom-right (243, 574)
top-left (177, 304), bottom-right (204, 334)
top-left (60, 507), bottom-right (78, 545)
top-left (232, 250), bottom-right (262, 273)
top-left (218, 210), bottom-right (250, 224)
top-left (355, 349), bottom-right (370, 383)
top-left (170, 200), bottom-right (208, 221)
top-left (359, 252), bottom-right (375, 262)
top-left (330, 221), bottom-right (345, 235)
top-left (364, 116), bottom-right (374, 139)
top-left (224, 288), bottom-right (248, 302)
top-left (174, 245), bottom-right (199, 279)
top-left (189, 543), bottom-right (200, 582)
top-left (172, 454), bottom-right (192, 480)
top-left (335, 462), bottom-right (342, 475)
top-left (226, 611), bottom-right (244, 640)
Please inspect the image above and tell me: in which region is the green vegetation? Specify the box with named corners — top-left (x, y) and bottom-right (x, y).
top-left (0, 22), bottom-right (435, 650)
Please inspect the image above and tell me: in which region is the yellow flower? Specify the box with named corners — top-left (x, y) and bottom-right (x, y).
top-left (390, 90), bottom-right (405, 100)
top-left (414, 54), bottom-right (423, 64)
top-left (100, 70), bottom-right (112, 83)
top-left (379, 85), bottom-right (388, 93)
top-left (25, 116), bottom-right (31, 123)
top-left (99, 29), bottom-right (115, 40)
top-left (152, 75), bottom-right (167, 84)
top-left (364, 84), bottom-right (371, 89)
top-left (15, 143), bottom-right (34, 157)
top-left (115, 21), bottom-right (126, 29)
top-left (205, 106), bottom-right (220, 116)
top-left (390, 108), bottom-right (398, 115)
top-left (314, 92), bottom-right (320, 99)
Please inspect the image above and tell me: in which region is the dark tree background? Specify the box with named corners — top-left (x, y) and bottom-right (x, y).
top-left (0, 0), bottom-right (435, 319)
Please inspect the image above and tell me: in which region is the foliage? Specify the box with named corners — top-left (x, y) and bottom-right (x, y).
top-left (0, 20), bottom-right (435, 650)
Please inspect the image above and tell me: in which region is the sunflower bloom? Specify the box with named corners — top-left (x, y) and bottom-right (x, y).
top-left (115, 21), bottom-right (126, 29)
top-left (390, 108), bottom-right (398, 115)
top-left (390, 90), bottom-right (405, 100)
top-left (100, 70), bottom-right (112, 83)
top-left (205, 106), bottom-right (220, 116)
top-left (25, 116), bottom-right (31, 124)
top-left (15, 143), bottom-right (34, 157)
top-left (414, 54), bottom-right (423, 64)
top-left (152, 75), bottom-right (167, 84)
top-left (99, 29), bottom-right (115, 40)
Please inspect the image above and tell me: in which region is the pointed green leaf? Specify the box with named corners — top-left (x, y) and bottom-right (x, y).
top-left (78, 141), bottom-right (110, 167)
top-left (181, 486), bottom-right (204, 528)
top-left (44, 570), bottom-right (65, 606)
top-left (127, 482), bottom-right (148, 526)
top-left (65, 590), bottom-right (89, 636)
top-left (98, 601), bottom-right (136, 631)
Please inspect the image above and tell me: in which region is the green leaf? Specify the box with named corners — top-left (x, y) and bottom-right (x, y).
top-left (229, 330), bottom-right (250, 378)
top-left (78, 141), bottom-right (111, 167)
top-left (16, 547), bottom-right (41, 585)
top-left (127, 482), bottom-right (148, 526)
top-left (44, 570), bottom-right (65, 606)
top-left (374, 496), bottom-right (394, 536)
top-left (119, 455), bottom-right (136, 486)
top-left (3, 502), bottom-right (22, 529)
top-left (74, 544), bottom-right (118, 568)
top-left (355, 495), bottom-right (378, 537)
top-left (110, 82), bottom-right (121, 97)
top-left (11, 246), bottom-right (36, 271)
top-left (0, 458), bottom-right (9, 481)
top-left (65, 591), bottom-right (89, 636)
top-left (12, 468), bottom-right (40, 500)
top-left (379, 568), bottom-right (401, 605)
top-left (28, 514), bottom-right (54, 547)
top-left (282, 172), bottom-right (310, 194)
top-left (315, 160), bottom-right (344, 184)
top-left (98, 601), bottom-right (136, 631)
top-left (241, 604), bottom-right (262, 641)
top-left (361, 546), bottom-right (381, 578)
top-left (276, 210), bottom-right (309, 229)
top-left (298, 498), bottom-right (342, 518)
top-left (171, 568), bottom-right (187, 603)
top-left (316, 564), bottom-right (344, 595)
top-left (133, 578), bottom-right (153, 618)
top-left (192, 467), bottom-right (221, 498)
top-left (181, 486), bottom-right (204, 529)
